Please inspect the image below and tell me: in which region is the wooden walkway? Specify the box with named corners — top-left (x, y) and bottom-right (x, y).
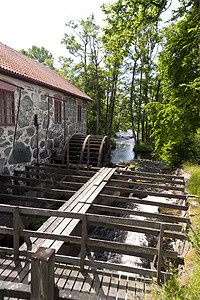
top-left (0, 163), bottom-right (189, 299)
top-left (0, 256), bottom-right (153, 299)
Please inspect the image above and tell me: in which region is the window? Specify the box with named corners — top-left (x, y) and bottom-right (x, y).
top-left (0, 90), bottom-right (15, 125)
top-left (77, 103), bottom-right (82, 123)
top-left (54, 95), bottom-right (62, 124)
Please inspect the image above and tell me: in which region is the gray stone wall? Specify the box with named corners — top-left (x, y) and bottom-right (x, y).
top-left (0, 75), bottom-right (87, 175)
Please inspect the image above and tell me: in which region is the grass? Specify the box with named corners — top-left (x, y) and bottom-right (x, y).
top-left (151, 164), bottom-right (200, 300)
top-left (184, 164), bottom-right (200, 196)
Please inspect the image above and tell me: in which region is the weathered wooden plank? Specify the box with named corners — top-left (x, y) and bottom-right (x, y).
top-left (56, 264), bottom-right (73, 290)
top-left (116, 274), bottom-right (128, 300)
top-left (91, 204), bottom-right (189, 223)
top-left (4, 183), bottom-right (75, 197)
top-left (0, 281), bottom-right (30, 299)
top-left (25, 165), bottom-right (96, 177)
top-left (98, 194), bottom-right (188, 211)
top-left (89, 270), bottom-right (103, 296)
top-left (113, 173), bottom-right (185, 185)
top-left (87, 238), bottom-right (177, 259)
top-left (104, 185), bottom-right (187, 200)
top-left (86, 213), bottom-right (182, 232)
top-left (0, 174), bottom-right (83, 190)
top-left (107, 273), bottom-right (119, 299)
top-left (98, 270), bottom-right (111, 299)
top-left (118, 169), bottom-right (184, 180)
top-left (0, 193), bottom-right (66, 205)
top-left (14, 170), bottom-right (90, 183)
top-left (109, 179), bottom-right (185, 192)
top-left (81, 268), bottom-right (94, 294)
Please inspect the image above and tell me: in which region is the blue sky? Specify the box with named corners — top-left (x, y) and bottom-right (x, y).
top-left (1, 0), bottom-right (179, 64)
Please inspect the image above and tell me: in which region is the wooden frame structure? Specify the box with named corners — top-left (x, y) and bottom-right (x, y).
top-left (0, 162), bottom-right (189, 299)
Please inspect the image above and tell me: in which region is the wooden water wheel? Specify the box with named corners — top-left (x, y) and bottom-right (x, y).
top-left (64, 134), bottom-right (111, 167)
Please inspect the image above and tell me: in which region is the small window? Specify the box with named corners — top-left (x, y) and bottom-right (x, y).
top-left (54, 96), bottom-right (62, 124)
top-left (77, 104), bottom-right (82, 123)
top-left (0, 90), bottom-right (15, 125)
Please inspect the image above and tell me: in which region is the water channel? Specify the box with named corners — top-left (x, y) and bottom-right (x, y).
top-left (92, 130), bottom-right (173, 271)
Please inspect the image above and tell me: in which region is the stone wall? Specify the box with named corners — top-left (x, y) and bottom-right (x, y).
top-left (0, 75), bottom-right (87, 175)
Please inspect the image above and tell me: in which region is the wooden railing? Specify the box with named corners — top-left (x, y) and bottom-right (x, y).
top-left (0, 203), bottom-right (185, 284)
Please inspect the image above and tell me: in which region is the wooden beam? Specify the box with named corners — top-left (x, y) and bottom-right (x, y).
top-left (109, 179), bottom-right (185, 192)
top-left (104, 185), bottom-right (187, 200)
top-left (117, 169), bottom-right (184, 180)
top-left (113, 173), bottom-right (185, 186)
top-left (157, 224), bottom-right (164, 284)
top-left (97, 194), bottom-right (188, 211)
top-left (91, 204), bottom-right (189, 223)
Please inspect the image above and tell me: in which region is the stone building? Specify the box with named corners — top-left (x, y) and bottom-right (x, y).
top-left (0, 42), bottom-right (93, 175)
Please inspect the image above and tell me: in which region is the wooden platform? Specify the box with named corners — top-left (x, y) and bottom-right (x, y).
top-left (0, 255), bottom-right (153, 299)
top-left (0, 163), bottom-right (189, 299)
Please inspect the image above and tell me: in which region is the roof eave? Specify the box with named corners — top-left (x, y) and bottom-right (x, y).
top-left (0, 68), bottom-right (94, 102)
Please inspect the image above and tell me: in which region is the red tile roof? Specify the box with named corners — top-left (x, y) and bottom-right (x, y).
top-left (0, 42), bottom-right (93, 102)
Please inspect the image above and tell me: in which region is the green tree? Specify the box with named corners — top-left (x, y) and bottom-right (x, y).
top-left (146, 0), bottom-right (200, 167)
top-left (20, 45), bottom-right (54, 68)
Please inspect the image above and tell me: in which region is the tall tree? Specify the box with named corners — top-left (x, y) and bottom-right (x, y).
top-left (20, 46), bottom-right (54, 68)
top-left (146, 0), bottom-right (200, 167)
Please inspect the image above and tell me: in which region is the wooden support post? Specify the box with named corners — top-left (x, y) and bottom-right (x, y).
top-left (80, 215), bottom-right (89, 271)
top-left (87, 137), bottom-right (90, 170)
top-left (13, 206), bottom-right (20, 261)
top-left (157, 223), bottom-right (164, 284)
top-left (31, 247), bottom-right (55, 300)
top-left (66, 140), bottom-right (70, 170)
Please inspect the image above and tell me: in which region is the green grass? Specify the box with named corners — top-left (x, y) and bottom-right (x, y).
top-left (184, 164), bottom-right (200, 196)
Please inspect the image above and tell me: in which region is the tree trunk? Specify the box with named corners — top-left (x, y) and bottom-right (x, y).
top-left (130, 58), bottom-right (138, 143)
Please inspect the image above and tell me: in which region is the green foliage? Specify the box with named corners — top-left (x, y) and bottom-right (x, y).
top-left (146, 0), bottom-right (200, 168)
top-left (20, 46), bottom-right (54, 68)
top-left (133, 142), bottom-right (152, 153)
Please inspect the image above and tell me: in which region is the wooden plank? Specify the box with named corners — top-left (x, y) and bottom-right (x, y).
top-left (91, 204), bottom-right (189, 223)
top-left (98, 270), bottom-right (111, 299)
top-left (107, 272), bottom-right (119, 299)
top-left (117, 274), bottom-right (128, 300)
top-left (20, 168), bottom-right (103, 251)
top-left (118, 169), bottom-right (184, 180)
top-left (0, 194), bottom-right (66, 205)
top-left (25, 165), bottom-right (96, 177)
top-left (86, 214), bottom-right (182, 232)
top-left (89, 270), bottom-right (103, 296)
top-left (0, 174), bottom-right (83, 189)
top-left (86, 238), bottom-right (177, 259)
top-left (109, 179), bottom-right (185, 192)
top-left (104, 185), bottom-right (187, 200)
top-left (98, 194), bottom-right (188, 211)
top-left (14, 170), bottom-right (89, 183)
top-left (0, 281), bottom-right (30, 299)
top-left (113, 173), bottom-right (185, 185)
top-left (56, 264), bottom-right (73, 290)
top-left (81, 268), bottom-right (94, 294)
top-left (4, 183), bottom-right (75, 197)
top-left (157, 224), bottom-right (164, 284)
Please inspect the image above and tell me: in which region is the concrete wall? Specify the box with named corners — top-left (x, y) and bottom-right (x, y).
top-left (0, 74), bottom-right (87, 175)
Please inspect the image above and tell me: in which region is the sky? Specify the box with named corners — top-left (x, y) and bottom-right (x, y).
top-left (1, 0), bottom-right (180, 64)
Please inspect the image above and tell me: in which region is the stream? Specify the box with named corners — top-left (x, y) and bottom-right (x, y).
top-left (111, 129), bottom-right (135, 164)
top-left (91, 131), bottom-right (174, 272)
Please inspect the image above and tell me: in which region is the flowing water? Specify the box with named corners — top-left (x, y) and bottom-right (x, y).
top-left (111, 129), bottom-right (135, 164)
top-left (91, 130), bottom-right (172, 272)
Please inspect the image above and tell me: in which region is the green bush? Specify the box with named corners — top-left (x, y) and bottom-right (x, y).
top-left (133, 142), bottom-right (152, 153)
